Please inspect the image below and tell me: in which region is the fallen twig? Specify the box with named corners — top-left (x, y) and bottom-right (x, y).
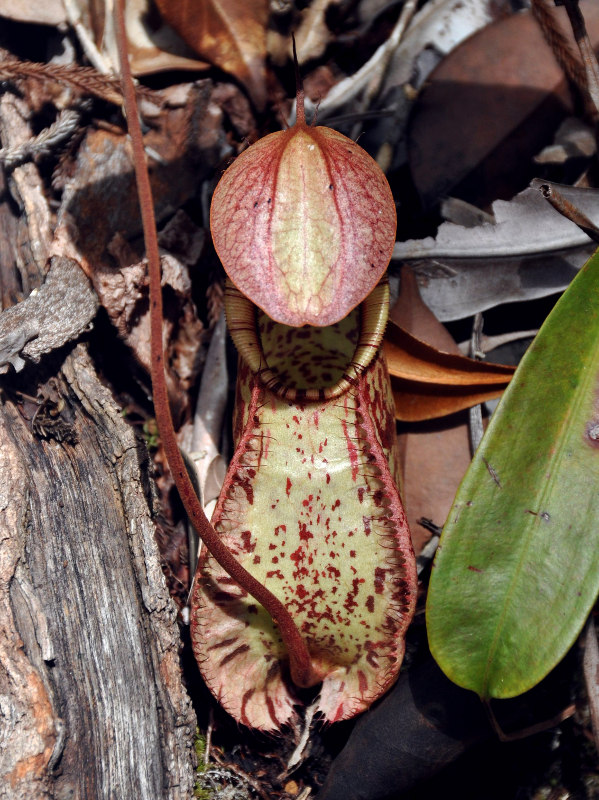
top-left (562, 0), bottom-right (599, 118)
top-left (0, 257), bottom-right (98, 373)
top-left (538, 180), bottom-right (599, 242)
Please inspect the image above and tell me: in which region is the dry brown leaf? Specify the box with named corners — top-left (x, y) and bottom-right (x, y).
top-left (94, 249), bottom-right (204, 425)
top-left (392, 182), bottom-right (599, 323)
top-left (384, 318), bottom-right (514, 421)
top-left (154, 0), bottom-right (269, 110)
top-left (122, 0), bottom-right (211, 76)
top-left (391, 267), bottom-right (472, 551)
top-left (408, 0), bottom-right (599, 209)
top-left (389, 382), bottom-right (508, 421)
top-left (385, 324), bottom-right (514, 384)
top-left (55, 82), bottom-right (223, 274)
top-left (66, 0), bottom-right (211, 76)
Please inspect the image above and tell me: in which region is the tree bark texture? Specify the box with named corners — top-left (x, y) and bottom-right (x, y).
top-left (0, 344), bottom-right (196, 800)
top-left (0, 91), bottom-right (196, 799)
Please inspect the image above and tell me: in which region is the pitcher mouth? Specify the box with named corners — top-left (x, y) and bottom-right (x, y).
top-left (224, 278), bottom-right (389, 401)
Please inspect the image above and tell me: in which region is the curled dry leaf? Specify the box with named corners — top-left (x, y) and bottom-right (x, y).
top-left (407, 1), bottom-right (599, 208)
top-left (66, 0), bottom-right (210, 76)
top-left (306, 0), bottom-right (508, 123)
top-left (211, 109), bottom-right (397, 327)
top-left (384, 322), bottom-right (514, 421)
top-left (154, 0), bottom-right (269, 110)
top-left (392, 267), bottom-right (473, 552)
top-left (534, 116), bottom-right (597, 165)
top-left (385, 0), bottom-right (511, 91)
top-left (392, 182), bottom-right (599, 321)
top-left (395, 183), bottom-right (599, 260)
top-left (394, 248), bottom-right (593, 323)
top-left (94, 251), bottom-right (204, 424)
top-left (186, 311), bottom-right (228, 511)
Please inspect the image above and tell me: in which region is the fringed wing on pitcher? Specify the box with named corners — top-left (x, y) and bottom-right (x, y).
top-left (191, 281), bottom-right (417, 731)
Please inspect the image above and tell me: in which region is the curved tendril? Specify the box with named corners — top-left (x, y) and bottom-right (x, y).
top-left (113, 0), bottom-right (320, 690)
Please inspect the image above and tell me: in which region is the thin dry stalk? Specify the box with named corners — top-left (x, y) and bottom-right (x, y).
top-left (562, 0), bottom-right (599, 118)
top-left (538, 181), bottom-right (599, 242)
top-left (530, 0), bottom-right (588, 97)
top-left (112, 0), bottom-right (320, 691)
top-left (583, 618), bottom-right (599, 757)
top-left (0, 58), bottom-right (123, 104)
top-left (468, 312), bottom-right (485, 455)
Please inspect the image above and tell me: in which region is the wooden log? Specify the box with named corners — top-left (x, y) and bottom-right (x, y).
top-left (0, 82), bottom-right (196, 800)
top-left (0, 344), bottom-right (196, 799)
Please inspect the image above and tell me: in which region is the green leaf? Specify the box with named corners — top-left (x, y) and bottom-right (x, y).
top-left (426, 247), bottom-right (599, 699)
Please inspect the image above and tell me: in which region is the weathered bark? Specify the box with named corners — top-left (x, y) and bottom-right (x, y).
top-left (0, 86), bottom-right (196, 799)
top-left (0, 344), bottom-right (196, 799)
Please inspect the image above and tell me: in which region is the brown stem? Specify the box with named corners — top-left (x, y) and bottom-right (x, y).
top-left (292, 34), bottom-right (306, 126)
top-left (113, 0), bottom-right (320, 690)
top-left (530, 0), bottom-right (587, 96)
top-left (482, 697), bottom-right (576, 742)
top-left (538, 181), bottom-right (599, 243)
top-left (562, 0), bottom-right (599, 119)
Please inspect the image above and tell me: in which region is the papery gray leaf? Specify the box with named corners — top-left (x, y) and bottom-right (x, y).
top-left (391, 182), bottom-right (599, 321)
top-left (394, 183), bottom-right (599, 260)
top-left (390, 247), bottom-right (592, 322)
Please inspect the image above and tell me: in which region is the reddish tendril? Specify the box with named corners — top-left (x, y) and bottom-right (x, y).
top-left (113, 0), bottom-right (320, 690)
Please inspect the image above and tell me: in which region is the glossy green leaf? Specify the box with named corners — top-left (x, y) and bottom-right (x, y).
top-left (426, 247), bottom-right (599, 699)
